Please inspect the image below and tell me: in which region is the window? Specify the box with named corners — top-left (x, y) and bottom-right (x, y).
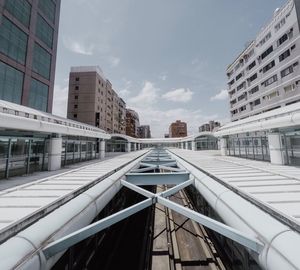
top-left (277, 33), bottom-right (288, 47)
top-left (36, 14), bottom-right (54, 48)
top-left (248, 61), bottom-right (256, 70)
top-left (4, 0), bottom-right (31, 27)
top-left (75, 86), bottom-right (79, 90)
top-left (253, 98), bottom-right (261, 106)
top-left (284, 84), bottom-right (295, 93)
top-left (0, 17), bottom-right (28, 64)
top-left (28, 78), bottom-right (48, 111)
top-left (0, 61), bottom-right (24, 104)
top-left (237, 82), bottom-right (245, 91)
top-left (262, 60), bottom-right (275, 73)
top-left (74, 104), bottom-right (78, 108)
top-left (264, 91), bottom-right (279, 100)
top-left (261, 46), bottom-right (273, 60)
top-left (239, 105), bottom-right (246, 112)
top-left (74, 95), bottom-right (78, 99)
top-left (275, 18), bottom-right (286, 32)
top-left (238, 93), bottom-right (246, 101)
top-left (75, 77), bottom-right (79, 81)
top-left (281, 65), bottom-right (294, 78)
top-left (259, 32), bottom-right (271, 46)
top-left (291, 44), bottom-right (296, 50)
top-left (248, 73), bottom-right (257, 82)
top-left (32, 43), bottom-right (51, 79)
top-left (249, 85), bottom-right (259, 95)
top-left (38, 0), bottom-right (56, 23)
top-left (236, 72), bottom-right (243, 81)
top-left (228, 79), bottom-right (234, 86)
top-left (73, 114), bottom-right (77, 118)
top-left (262, 74), bottom-right (278, 87)
top-left (279, 49), bottom-right (290, 62)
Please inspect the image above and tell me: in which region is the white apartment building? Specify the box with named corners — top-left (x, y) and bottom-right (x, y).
top-left (227, 0), bottom-right (300, 121)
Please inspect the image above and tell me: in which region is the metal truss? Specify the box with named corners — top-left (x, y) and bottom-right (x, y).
top-left (43, 150), bottom-right (264, 259)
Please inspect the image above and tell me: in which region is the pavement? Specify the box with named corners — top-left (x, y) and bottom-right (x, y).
top-left (0, 152), bottom-right (125, 191)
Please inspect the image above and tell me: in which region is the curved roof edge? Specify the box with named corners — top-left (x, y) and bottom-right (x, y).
top-left (215, 102), bottom-right (300, 137)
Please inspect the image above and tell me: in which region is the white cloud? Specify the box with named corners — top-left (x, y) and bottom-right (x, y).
top-left (109, 56), bottom-right (120, 67)
top-left (119, 88), bottom-right (130, 97)
top-left (129, 81), bottom-right (159, 105)
top-left (159, 74), bottom-right (167, 81)
top-left (63, 38), bottom-right (94, 55)
top-left (52, 85), bottom-right (69, 117)
top-left (162, 88), bottom-right (193, 103)
top-left (210, 89), bottom-right (228, 101)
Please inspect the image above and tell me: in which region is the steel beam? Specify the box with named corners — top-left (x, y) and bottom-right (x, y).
top-left (43, 198), bottom-right (153, 259)
top-left (159, 165), bottom-right (186, 172)
top-left (121, 180), bottom-right (156, 198)
top-left (157, 196), bottom-right (264, 254)
top-left (125, 172), bottom-right (190, 185)
top-left (159, 178), bottom-right (194, 198)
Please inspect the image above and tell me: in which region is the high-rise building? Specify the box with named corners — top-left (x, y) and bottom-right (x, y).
top-left (126, 109), bottom-right (140, 137)
top-left (169, 120), bottom-right (187, 137)
top-left (0, 0), bottom-right (61, 112)
top-left (112, 90), bottom-right (126, 134)
top-left (138, 125), bottom-right (151, 138)
top-left (227, 0), bottom-right (300, 121)
top-left (67, 66), bottom-right (126, 134)
top-left (199, 121), bottom-right (220, 132)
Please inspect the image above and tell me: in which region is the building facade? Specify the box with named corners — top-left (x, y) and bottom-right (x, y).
top-left (138, 125), bottom-right (151, 138)
top-left (67, 66), bottom-right (126, 134)
top-left (199, 121), bottom-right (221, 132)
top-left (169, 120), bottom-right (187, 137)
top-left (112, 90), bottom-right (126, 134)
top-left (0, 0), bottom-right (60, 112)
top-left (126, 109), bottom-right (140, 137)
top-left (227, 0), bottom-right (300, 121)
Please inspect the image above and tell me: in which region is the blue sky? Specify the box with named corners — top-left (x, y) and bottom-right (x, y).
top-left (53, 0), bottom-right (286, 137)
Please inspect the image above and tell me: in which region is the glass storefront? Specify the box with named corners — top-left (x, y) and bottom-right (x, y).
top-left (227, 135), bottom-right (270, 161)
top-left (0, 137), bottom-right (48, 179)
top-left (61, 138), bottom-right (97, 166)
top-left (195, 136), bottom-right (218, 150)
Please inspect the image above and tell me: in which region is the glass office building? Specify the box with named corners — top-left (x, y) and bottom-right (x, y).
top-left (0, 0), bottom-right (61, 112)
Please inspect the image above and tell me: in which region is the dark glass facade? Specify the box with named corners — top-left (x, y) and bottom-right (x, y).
top-left (33, 43), bottom-right (51, 79)
top-left (0, 0), bottom-right (60, 112)
top-left (36, 14), bottom-right (53, 48)
top-left (0, 16), bottom-right (28, 64)
top-left (28, 78), bottom-right (49, 111)
top-left (0, 61), bottom-right (24, 103)
top-left (4, 0), bottom-right (31, 27)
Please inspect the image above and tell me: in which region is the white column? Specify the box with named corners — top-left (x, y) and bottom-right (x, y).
top-left (192, 141), bottom-right (196, 151)
top-left (180, 142), bottom-right (183, 149)
top-left (48, 135), bottom-right (62, 171)
top-left (133, 143), bottom-right (137, 151)
top-left (268, 133), bottom-right (285, 165)
top-left (137, 143), bottom-right (140, 151)
top-left (127, 142), bottom-right (131, 152)
top-left (220, 137), bottom-right (228, 156)
top-left (100, 140), bottom-right (105, 159)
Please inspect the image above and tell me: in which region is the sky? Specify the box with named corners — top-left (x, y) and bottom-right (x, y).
top-left (52, 0), bottom-right (286, 137)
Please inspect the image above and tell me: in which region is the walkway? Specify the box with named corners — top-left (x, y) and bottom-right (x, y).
top-left (169, 149), bottom-right (300, 230)
top-left (0, 150), bottom-right (148, 242)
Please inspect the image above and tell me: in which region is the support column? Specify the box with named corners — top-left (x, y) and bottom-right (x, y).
top-left (100, 140), bottom-right (105, 159)
top-left (48, 135), bottom-right (62, 171)
top-left (127, 142), bottom-right (131, 152)
top-left (220, 137), bottom-right (228, 156)
top-left (192, 141), bottom-right (196, 151)
top-left (180, 142), bottom-right (183, 149)
top-left (133, 143), bottom-right (137, 151)
top-left (268, 133), bottom-right (285, 165)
